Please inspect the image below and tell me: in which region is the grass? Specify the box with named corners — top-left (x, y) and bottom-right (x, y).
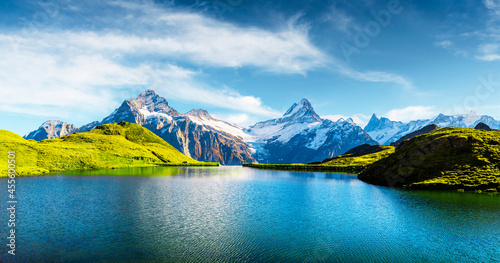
top-left (0, 121), bottom-right (218, 177)
top-left (320, 146), bottom-right (394, 167)
top-left (243, 146), bottom-right (394, 173)
top-left (358, 127), bottom-right (500, 192)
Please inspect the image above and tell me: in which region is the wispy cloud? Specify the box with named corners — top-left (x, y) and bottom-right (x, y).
top-left (337, 65), bottom-right (414, 91)
top-left (435, 40), bottom-right (453, 48)
top-left (386, 106), bottom-right (437, 122)
top-left (0, 0), bottom-right (323, 118)
top-left (475, 43), bottom-right (500, 61)
top-left (484, 0), bottom-right (500, 15)
top-left (77, 1), bottom-right (328, 74)
top-left (322, 5), bottom-right (358, 34)
top-left (146, 65), bottom-right (280, 118)
top-left (0, 0), bottom-right (419, 122)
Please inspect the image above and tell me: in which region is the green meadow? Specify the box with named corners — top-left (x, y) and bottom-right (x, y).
top-left (0, 121), bottom-right (218, 177)
top-left (359, 127), bottom-right (500, 192)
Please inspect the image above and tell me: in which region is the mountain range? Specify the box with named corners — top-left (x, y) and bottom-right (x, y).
top-left (245, 99), bottom-right (377, 164)
top-left (24, 90), bottom-right (376, 164)
top-left (24, 89), bottom-right (500, 164)
top-left (365, 111), bottom-right (500, 145)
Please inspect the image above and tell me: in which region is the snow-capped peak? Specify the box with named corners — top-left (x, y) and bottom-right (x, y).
top-left (136, 89), bottom-right (169, 110)
top-left (130, 89), bottom-right (181, 116)
top-left (281, 98), bottom-right (322, 123)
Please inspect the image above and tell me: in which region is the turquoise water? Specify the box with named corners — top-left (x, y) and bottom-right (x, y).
top-left (1, 166), bottom-right (499, 262)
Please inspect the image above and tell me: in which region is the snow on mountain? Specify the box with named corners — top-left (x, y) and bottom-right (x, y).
top-left (97, 90), bottom-right (256, 164)
top-left (101, 89), bottom-right (180, 126)
top-left (365, 111), bottom-right (500, 145)
top-left (247, 98), bottom-right (322, 143)
top-left (23, 91), bottom-right (378, 164)
top-left (185, 109), bottom-right (255, 143)
top-left (247, 99), bottom-right (377, 163)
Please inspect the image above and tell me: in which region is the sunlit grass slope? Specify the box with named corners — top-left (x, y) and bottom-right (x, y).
top-left (359, 127), bottom-right (500, 192)
top-left (320, 145), bottom-right (395, 167)
top-left (0, 121), bottom-right (217, 177)
top-left (243, 145), bottom-right (394, 173)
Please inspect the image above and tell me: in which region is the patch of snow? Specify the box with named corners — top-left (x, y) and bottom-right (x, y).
top-left (187, 115), bottom-right (255, 142)
top-left (367, 127), bottom-right (401, 145)
top-left (138, 106), bottom-right (172, 122)
top-left (463, 112), bottom-right (481, 127)
top-left (248, 121), bottom-right (322, 144)
top-left (306, 126), bottom-right (330, 150)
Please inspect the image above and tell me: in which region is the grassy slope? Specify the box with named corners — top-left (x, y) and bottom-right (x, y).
top-left (243, 146), bottom-right (394, 173)
top-left (358, 127), bottom-right (500, 192)
top-left (321, 146), bottom-right (395, 167)
top-left (0, 121), bottom-right (217, 177)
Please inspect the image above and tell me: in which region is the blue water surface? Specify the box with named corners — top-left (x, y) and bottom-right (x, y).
top-left (0, 166), bottom-right (499, 262)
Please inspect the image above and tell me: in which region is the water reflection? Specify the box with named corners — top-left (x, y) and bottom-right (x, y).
top-left (0, 167), bottom-right (498, 262)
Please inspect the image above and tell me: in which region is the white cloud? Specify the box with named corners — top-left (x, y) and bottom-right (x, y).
top-left (0, 0), bottom-right (419, 122)
top-left (1, 1), bottom-right (316, 118)
top-left (0, 40), bottom-right (280, 119)
top-left (484, 0), bottom-right (500, 13)
top-left (46, 1), bottom-right (327, 75)
top-left (475, 43), bottom-right (500, 61)
top-left (323, 5), bottom-right (358, 33)
top-left (476, 54), bottom-right (500, 61)
top-left (386, 106), bottom-right (437, 122)
top-left (470, 2), bottom-right (500, 60)
top-left (436, 40), bottom-right (452, 48)
top-left (337, 66), bottom-right (414, 90)
top-left (148, 70), bottom-right (280, 118)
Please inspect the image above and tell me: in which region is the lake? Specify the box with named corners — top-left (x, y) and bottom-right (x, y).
top-left (1, 166), bottom-right (499, 262)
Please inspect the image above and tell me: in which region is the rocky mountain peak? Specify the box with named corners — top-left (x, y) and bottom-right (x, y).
top-left (130, 89), bottom-right (181, 117)
top-left (282, 98), bottom-right (322, 123)
top-left (134, 89), bottom-right (171, 113)
top-left (137, 89), bottom-right (160, 100)
top-left (364, 114), bottom-right (382, 132)
top-left (185, 109), bottom-right (213, 119)
top-left (346, 117), bottom-right (355, 125)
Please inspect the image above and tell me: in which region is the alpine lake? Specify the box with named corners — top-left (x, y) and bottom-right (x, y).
top-left (1, 166), bottom-right (499, 262)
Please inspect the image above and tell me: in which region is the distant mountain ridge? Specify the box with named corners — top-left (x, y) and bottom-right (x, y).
top-left (365, 111), bottom-right (500, 145)
top-left (24, 120), bottom-right (77, 141)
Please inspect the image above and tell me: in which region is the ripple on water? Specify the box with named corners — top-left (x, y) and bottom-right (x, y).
top-left (0, 167), bottom-right (499, 262)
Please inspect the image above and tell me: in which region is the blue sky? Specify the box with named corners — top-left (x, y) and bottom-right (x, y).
top-left (1, 0), bottom-right (500, 135)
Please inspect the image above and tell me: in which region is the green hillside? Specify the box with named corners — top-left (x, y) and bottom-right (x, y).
top-left (0, 121), bottom-right (217, 177)
top-left (320, 145), bottom-right (395, 167)
top-left (244, 145), bottom-right (394, 173)
top-left (358, 127), bottom-right (500, 192)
